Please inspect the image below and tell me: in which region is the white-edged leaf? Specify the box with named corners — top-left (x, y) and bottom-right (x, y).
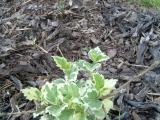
top-left (52, 79), bottom-right (65, 92)
top-left (92, 73), bottom-right (105, 90)
top-left (100, 89), bottom-right (111, 97)
top-left (71, 98), bottom-right (84, 111)
top-left (58, 109), bottom-right (74, 120)
top-left (65, 63), bottom-right (79, 81)
top-left (59, 84), bottom-right (71, 102)
top-left (83, 90), bottom-right (102, 110)
top-left (100, 79), bottom-right (117, 97)
top-left (92, 109), bottom-right (105, 119)
top-left (21, 87), bottom-right (41, 101)
top-left (46, 104), bottom-right (67, 117)
top-left (41, 82), bottom-right (58, 105)
top-left (102, 99), bottom-right (113, 113)
top-left (88, 47), bottom-right (109, 63)
top-left (68, 83), bottom-right (80, 98)
top-left (52, 78), bottom-right (65, 85)
top-left (60, 83), bottom-right (80, 102)
top-left (84, 98), bottom-right (102, 111)
top-left (76, 60), bottom-right (101, 72)
top-left (104, 79), bottom-right (117, 89)
top-left (86, 89), bottom-right (98, 98)
top-left (52, 56), bottom-right (71, 71)
top-left (40, 114), bottom-right (55, 120)
top-left (53, 56), bottom-right (79, 81)
top-left (74, 112), bottom-right (87, 120)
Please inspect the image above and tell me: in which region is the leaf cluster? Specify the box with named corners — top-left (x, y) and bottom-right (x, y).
top-left (22, 47), bottom-right (117, 120)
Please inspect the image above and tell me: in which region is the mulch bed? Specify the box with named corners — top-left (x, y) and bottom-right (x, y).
top-left (1, 0), bottom-right (160, 120)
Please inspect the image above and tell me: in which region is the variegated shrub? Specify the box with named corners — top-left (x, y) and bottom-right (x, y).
top-left (22, 47), bottom-right (117, 120)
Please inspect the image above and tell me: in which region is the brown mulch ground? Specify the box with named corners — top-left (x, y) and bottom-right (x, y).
top-left (1, 0), bottom-right (160, 120)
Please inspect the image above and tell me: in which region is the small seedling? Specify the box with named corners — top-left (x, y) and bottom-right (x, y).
top-left (22, 47), bottom-right (117, 120)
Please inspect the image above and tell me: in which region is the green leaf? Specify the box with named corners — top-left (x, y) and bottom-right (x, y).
top-left (79, 87), bottom-right (88, 98)
top-left (40, 114), bottom-right (55, 120)
top-left (87, 115), bottom-right (96, 120)
top-left (41, 82), bottom-right (58, 105)
top-left (88, 47), bottom-right (109, 63)
top-left (102, 99), bottom-right (113, 113)
top-left (59, 84), bottom-right (70, 102)
top-left (52, 78), bottom-right (65, 85)
top-left (92, 109), bottom-right (105, 119)
top-left (60, 83), bottom-right (80, 102)
top-left (53, 56), bottom-right (79, 81)
top-left (83, 90), bottom-right (102, 110)
top-left (52, 79), bottom-right (65, 93)
top-left (74, 112), bottom-right (87, 120)
top-left (46, 104), bottom-right (67, 117)
top-left (58, 109), bottom-right (74, 120)
top-left (53, 56), bottom-right (71, 71)
top-left (65, 63), bottom-right (79, 81)
top-left (68, 83), bottom-right (80, 98)
top-left (76, 80), bottom-right (86, 88)
top-left (22, 87), bottom-right (41, 101)
top-left (92, 73), bottom-right (105, 91)
top-left (70, 98), bottom-right (84, 112)
top-left (87, 90), bottom-right (99, 98)
top-left (76, 60), bottom-right (101, 72)
top-left (84, 98), bottom-right (102, 111)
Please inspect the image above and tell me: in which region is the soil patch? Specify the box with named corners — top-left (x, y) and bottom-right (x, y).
top-left (1, 0), bottom-right (160, 120)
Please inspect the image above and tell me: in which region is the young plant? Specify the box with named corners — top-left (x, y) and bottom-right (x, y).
top-left (22, 47), bottom-right (117, 120)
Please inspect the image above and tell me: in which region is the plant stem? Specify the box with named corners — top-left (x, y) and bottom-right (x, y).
top-left (100, 60), bottom-right (160, 100)
top-left (0, 110), bottom-right (36, 117)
